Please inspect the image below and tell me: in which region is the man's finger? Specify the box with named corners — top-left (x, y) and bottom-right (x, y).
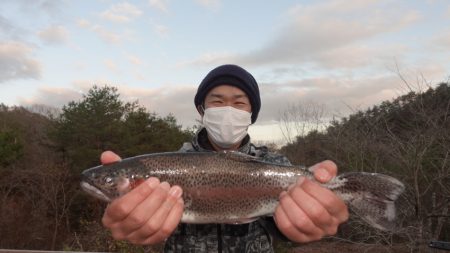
top-left (141, 198), bottom-right (185, 245)
top-left (279, 191), bottom-right (322, 236)
top-left (300, 178), bottom-right (348, 222)
top-left (274, 204), bottom-right (311, 243)
top-left (311, 160), bottom-right (337, 183)
top-left (128, 186), bottom-right (183, 243)
top-left (101, 150), bottom-right (122, 165)
top-left (289, 180), bottom-right (333, 229)
top-left (103, 177), bottom-right (160, 224)
top-left (120, 182), bottom-right (171, 235)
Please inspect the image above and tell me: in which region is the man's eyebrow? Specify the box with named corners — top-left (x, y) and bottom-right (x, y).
top-left (233, 94), bottom-right (248, 98)
top-left (208, 93), bottom-right (248, 98)
top-left (208, 93), bottom-right (224, 98)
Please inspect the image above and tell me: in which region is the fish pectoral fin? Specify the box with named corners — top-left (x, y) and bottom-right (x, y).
top-left (224, 217), bottom-right (259, 225)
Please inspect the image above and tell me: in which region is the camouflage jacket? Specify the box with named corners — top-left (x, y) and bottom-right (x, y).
top-left (163, 128), bottom-right (291, 253)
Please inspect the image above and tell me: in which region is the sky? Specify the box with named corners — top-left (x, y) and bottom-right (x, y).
top-left (1, 0), bottom-right (450, 144)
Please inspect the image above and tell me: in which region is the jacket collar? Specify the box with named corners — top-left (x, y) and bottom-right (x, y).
top-left (191, 128), bottom-right (252, 154)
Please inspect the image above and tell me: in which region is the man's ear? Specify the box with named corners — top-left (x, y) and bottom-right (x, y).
top-left (197, 105), bottom-right (204, 116)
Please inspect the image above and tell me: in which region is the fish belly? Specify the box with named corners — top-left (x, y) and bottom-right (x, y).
top-left (181, 196), bottom-right (279, 224)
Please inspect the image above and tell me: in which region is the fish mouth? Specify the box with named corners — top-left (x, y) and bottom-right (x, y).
top-left (80, 181), bottom-right (111, 202)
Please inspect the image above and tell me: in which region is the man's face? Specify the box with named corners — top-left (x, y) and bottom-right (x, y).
top-left (203, 85), bottom-right (252, 113)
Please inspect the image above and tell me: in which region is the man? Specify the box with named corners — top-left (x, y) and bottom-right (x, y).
top-left (100, 64), bottom-right (348, 252)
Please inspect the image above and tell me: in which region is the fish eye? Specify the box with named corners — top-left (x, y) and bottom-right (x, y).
top-left (105, 177), bottom-right (113, 185)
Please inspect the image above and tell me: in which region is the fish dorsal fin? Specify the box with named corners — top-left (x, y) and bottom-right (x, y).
top-left (217, 150), bottom-right (259, 163)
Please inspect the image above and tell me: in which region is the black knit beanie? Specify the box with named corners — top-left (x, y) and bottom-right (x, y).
top-left (194, 64), bottom-right (261, 123)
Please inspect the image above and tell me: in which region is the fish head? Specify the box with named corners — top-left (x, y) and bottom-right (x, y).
top-left (80, 163), bottom-right (136, 202)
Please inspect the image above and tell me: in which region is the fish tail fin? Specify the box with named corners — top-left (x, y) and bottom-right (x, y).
top-left (333, 172), bottom-right (405, 231)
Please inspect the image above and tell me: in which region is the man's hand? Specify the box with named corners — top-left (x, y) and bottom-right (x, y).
top-left (100, 151), bottom-right (184, 245)
top-left (274, 160), bottom-right (349, 243)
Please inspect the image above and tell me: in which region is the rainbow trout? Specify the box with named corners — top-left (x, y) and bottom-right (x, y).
top-left (80, 151), bottom-right (404, 230)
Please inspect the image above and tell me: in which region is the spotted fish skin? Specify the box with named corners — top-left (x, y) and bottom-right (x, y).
top-left (80, 151), bottom-right (404, 230)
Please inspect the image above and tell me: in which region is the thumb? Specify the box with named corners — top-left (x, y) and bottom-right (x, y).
top-left (310, 160), bottom-right (337, 183)
top-left (100, 151), bottom-right (122, 165)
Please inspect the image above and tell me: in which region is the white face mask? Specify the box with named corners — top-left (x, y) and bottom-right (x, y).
top-left (202, 106), bottom-right (252, 148)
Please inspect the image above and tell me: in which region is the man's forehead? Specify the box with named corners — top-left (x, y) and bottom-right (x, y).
top-left (206, 85), bottom-right (248, 97)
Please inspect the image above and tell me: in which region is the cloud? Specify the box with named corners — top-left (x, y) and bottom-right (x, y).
top-left (194, 0), bottom-right (220, 10)
top-left (0, 41), bottom-right (41, 83)
top-left (238, 3), bottom-right (420, 67)
top-left (257, 62), bottom-right (449, 124)
top-left (77, 19), bottom-right (128, 44)
top-left (149, 0), bottom-right (169, 13)
top-left (76, 19), bottom-right (91, 28)
top-left (257, 75), bottom-right (403, 124)
top-left (151, 22), bottom-right (169, 37)
top-left (0, 15), bottom-right (26, 41)
top-left (73, 61), bottom-right (87, 71)
top-left (314, 43), bottom-right (409, 69)
top-left (37, 0), bottom-right (65, 18)
top-left (430, 30), bottom-right (450, 51)
top-left (91, 25), bottom-right (121, 44)
top-left (125, 54), bottom-right (143, 65)
top-left (17, 57), bottom-right (448, 131)
top-left (104, 59), bottom-right (120, 73)
top-left (119, 85), bottom-right (199, 125)
top-left (1, 0), bottom-right (65, 19)
top-left (184, 0), bottom-right (421, 69)
top-left (18, 79), bottom-right (124, 108)
top-left (37, 25), bottom-right (68, 45)
top-left (12, 76), bottom-right (388, 126)
top-left (177, 52), bottom-right (235, 67)
top-left (100, 2), bottom-right (143, 23)
top-left (19, 81), bottom-right (199, 126)
top-left (18, 86), bottom-right (82, 107)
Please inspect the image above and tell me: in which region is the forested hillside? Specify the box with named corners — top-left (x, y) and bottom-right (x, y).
top-left (281, 82), bottom-right (450, 248)
top-left (0, 83), bottom-right (448, 252)
top-left (0, 86), bottom-right (193, 251)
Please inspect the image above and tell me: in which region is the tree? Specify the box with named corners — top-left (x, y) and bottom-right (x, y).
top-left (278, 101), bottom-right (329, 165)
top-left (278, 101), bottom-right (328, 144)
top-left (45, 85), bottom-right (194, 251)
top-left (0, 129), bottom-right (23, 167)
top-left (280, 82), bottom-right (450, 245)
top-left (0, 105), bottom-right (75, 250)
top-left (52, 86), bottom-right (128, 172)
top-left (52, 85), bottom-right (193, 172)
